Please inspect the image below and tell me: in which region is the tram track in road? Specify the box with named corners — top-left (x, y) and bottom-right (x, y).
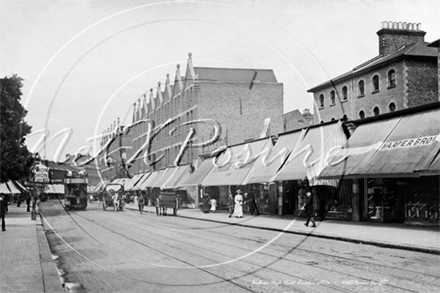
top-left (123, 208), bottom-right (440, 280)
top-left (42, 202), bottom-right (260, 293)
top-left (42, 201), bottom-right (439, 293)
top-left (57, 207), bottom-right (395, 293)
top-left (92, 210), bottom-right (430, 293)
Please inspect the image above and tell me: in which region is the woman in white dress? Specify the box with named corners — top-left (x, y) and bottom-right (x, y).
top-left (232, 189), bottom-right (244, 218)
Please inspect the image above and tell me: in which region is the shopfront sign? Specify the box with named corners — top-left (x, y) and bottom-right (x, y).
top-left (380, 135), bottom-right (438, 150)
top-left (34, 163), bottom-right (50, 183)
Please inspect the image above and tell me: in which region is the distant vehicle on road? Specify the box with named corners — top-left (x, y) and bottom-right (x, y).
top-left (64, 172), bottom-right (88, 211)
top-left (102, 183), bottom-right (124, 211)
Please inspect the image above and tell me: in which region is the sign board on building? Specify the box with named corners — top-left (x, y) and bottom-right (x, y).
top-left (34, 163), bottom-right (50, 183)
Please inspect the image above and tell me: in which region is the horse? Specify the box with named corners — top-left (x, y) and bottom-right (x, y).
top-left (113, 193), bottom-right (121, 211)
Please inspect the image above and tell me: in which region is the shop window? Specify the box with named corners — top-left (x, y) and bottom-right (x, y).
top-left (330, 90), bottom-right (336, 105)
top-left (358, 80), bottom-right (365, 97)
top-left (319, 94), bottom-right (324, 108)
top-left (388, 69), bottom-right (396, 87)
top-left (373, 107), bottom-right (380, 116)
top-left (359, 111), bottom-right (365, 119)
top-left (342, 86), bottom-right (348, 101)
top-left (389, 102), bottom-right (396, 112)
top-left (372, 75), bottom-right (379, 92)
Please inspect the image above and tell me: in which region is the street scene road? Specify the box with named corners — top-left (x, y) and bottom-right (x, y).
top-left (40, 200), bottom-right (439, 293)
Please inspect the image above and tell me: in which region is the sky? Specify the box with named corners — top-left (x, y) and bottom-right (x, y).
top-left (1, 0), bottom-right (439, 160)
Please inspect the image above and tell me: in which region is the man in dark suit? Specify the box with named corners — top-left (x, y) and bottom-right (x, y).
top-left (0, 193), bottom-right (9, 231)
top-left (302, 190), bottom-right (316, 228)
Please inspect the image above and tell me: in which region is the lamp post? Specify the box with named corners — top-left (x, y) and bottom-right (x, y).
top-left (30, 153), bottom-right (41, 220)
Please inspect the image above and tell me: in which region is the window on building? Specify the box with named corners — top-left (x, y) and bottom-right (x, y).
top-left (330, 90), bottom-right (336, 105)
top-left (373, 107), bottom-right (380, 116)
top-left (358, 80), bottom-right (365, 96)
top-left (319, 94), bottom-right (324, 108)
top-left (359, 111), bottom-right (365, 119)
top-left (342, 86), bottom-right (348, 101)
top-left (388, 70), bottom-right (396, 87)
top-left (372, 75), bottom-right (379, 92)
top-left (389, 102), bottom-right (396, 112)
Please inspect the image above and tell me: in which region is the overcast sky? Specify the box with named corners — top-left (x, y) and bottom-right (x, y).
top-left (1, 0), bottom-right (439, 160)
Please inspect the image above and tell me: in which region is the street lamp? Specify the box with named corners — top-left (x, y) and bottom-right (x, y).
top-left (31, 153), bottom-right (41, 220)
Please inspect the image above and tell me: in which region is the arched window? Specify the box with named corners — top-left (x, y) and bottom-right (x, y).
top-left (389, 102), bottom-right (396, 112)
top-left (373, 107), bottom-right (380, 116)
top-left (372, 75), bottom-right (379, 92)
top-left (330, 90), bottom-right (336, 104)
top-left (358, 80), bottom-right (365, 96)
top-left (388, 70), bottom-right (396, 87)
top-left (359, 111), bottom-right (365, 119)
top-left (319, 94), bottom-right (324, 108)
top-left (342, 86), bottom-right (348, 101)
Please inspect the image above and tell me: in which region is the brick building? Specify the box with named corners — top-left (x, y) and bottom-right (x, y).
top-left (125, 53), bottom-right (284, 175)
top-left (282, 108), bottom-right (314, 132)
top-left (308, 21), bottom-right (438, 123)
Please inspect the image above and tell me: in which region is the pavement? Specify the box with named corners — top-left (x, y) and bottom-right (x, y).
top-left (1, 201), bottom-right (439, 293)
top-left (124, 202), bottom-right (440, 255)
top-left (0, 204), bottom-right (63, 293)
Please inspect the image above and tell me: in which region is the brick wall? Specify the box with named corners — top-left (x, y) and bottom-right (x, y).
top-left (196, 82), bottom-right (284, 151)
top-left (405, 60), bottom-right (438, 107)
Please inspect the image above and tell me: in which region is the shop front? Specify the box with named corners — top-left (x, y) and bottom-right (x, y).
top-left (320, 103), bottom-right (440, 225)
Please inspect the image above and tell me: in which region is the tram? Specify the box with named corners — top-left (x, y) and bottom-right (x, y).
top-left (64, 172), bottom-right (88, 210)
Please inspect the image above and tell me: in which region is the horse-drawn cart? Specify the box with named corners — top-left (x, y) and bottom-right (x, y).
top-left (102, 183), bottom-right (124, 211)
top-left (156, 192), bottom-right (180, 216)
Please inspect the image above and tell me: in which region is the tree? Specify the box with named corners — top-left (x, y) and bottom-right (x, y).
top-left (0, 74), bottom-right (33, 183)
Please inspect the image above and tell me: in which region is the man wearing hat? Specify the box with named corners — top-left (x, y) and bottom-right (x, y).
top-left (302, 190), bottom-right (316, 227)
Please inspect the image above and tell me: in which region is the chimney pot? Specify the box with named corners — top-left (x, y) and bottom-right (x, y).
top-left (398, 22), bottom-right (402, 29)
top-left (403, 22), bottom-right (407, 29)
top-left (416, 23), bottom-right (421, 30)
top-left (388, 21), bottom-right (393, 28)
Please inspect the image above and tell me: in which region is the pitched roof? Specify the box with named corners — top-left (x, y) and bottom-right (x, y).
top-left (193, 67), bottom-right (278, 84)
top-left (308, 41), bottom-right (437, 92)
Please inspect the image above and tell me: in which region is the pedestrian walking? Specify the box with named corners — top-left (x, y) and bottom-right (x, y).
top-left (246, 191), bottom-right (260, 216)
top-left (227, 193), bottom-right (235, 218)
top-left (0, 193), bottom-right (9, 231)
top-left (201, 193), bottom-right (211, 214)
top-left (16, 193), bottom-right (23, 207)
top-left (26, 194), bottom-right (31, 212)
top-left (138, 194), bottom-right (145, 214)
top-left (302, 190), bottom-right (316, 228)
top-left (232, 189), bottom-right (243, 218)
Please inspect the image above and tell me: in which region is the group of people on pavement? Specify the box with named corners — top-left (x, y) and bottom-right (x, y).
top-left (201, 189), bottom-right (260, 218)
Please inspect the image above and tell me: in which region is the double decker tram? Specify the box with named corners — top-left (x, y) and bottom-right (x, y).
top-left (64, 172), bottom-right (88, 210)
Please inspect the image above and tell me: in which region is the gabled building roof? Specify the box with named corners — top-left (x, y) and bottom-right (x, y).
top-left (193, 67), bottom-right (278, 84)
top-left (308, 41), bottom-right (437, 92)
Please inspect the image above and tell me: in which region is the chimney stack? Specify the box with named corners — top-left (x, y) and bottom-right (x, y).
top-left (377, 21), bottom-right (425, 56)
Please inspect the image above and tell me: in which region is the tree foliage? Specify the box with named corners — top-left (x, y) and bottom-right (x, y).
top-left (0, 74), bottom-right (33, 183)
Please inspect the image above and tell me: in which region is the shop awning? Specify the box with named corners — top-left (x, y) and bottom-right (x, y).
top-left (128, 172), bottom-right (151, 191)
top-left (243, 129), bottom-right (306, 184)
top-left (320, 107), bottom-right (440, 178)
top-left (319, 118), bottom-right (400, 179)
top-left (0, 182), bottom-right (12, 194)
top-left (178, 159), bottom-right (213, 187)
top-left (6, 181), bottom-right (22, 194)
top-left (161, 165), bottom-right (193, 190)
top-left (152, 168), bottom-right (175, 188)
top-left (201, 138), bottom-right (273, 186)
top-left (122, 173), bottom-right (144, 191)
top-left (271, 121), bottom-right (346, 182)
top-left (362, 108), bottom-right (440, 176)
top-left (138, 171), bottom-right (161, 189)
